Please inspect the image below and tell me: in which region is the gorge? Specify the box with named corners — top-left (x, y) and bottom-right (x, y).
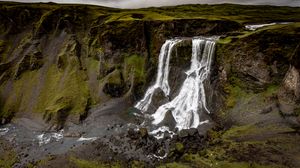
top-left (136, 37), bottom-right (217, 136)
top-left (0, 2), bottom-right (300, 168)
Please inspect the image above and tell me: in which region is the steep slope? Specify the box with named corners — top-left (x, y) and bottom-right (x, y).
top-left (0, 2), bottom-right (300, 168)
top-left (0, 2), bottom-right (241, 128)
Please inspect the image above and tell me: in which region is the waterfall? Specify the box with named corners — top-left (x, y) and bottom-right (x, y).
top-left (135, 39), bottom-right (182, 111)
top-left (135, 37), bottom-right (216, 131)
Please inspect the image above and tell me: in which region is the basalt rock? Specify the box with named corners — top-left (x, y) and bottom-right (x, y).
top-left (277, 66), bottom-right (300, 129)
top-left (0, 3), bottom-right (242, 127)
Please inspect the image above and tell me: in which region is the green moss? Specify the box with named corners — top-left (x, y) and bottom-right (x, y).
top-left (217, 37), bottom-right (232, 44)
top-left (72, 159), bottom-right (106, 168)
top-left (162, 153), bottom-right (283, 168)
top-left (33, 64), bottom-right (89, 124)
top-left (218, 22), bottom-right (298, 47)
top-left (224, 85), bottom-right (247, 108)
top-left (158, 162), bottom-right (191, 168)
top-left (107, 69), bottom-right (123, 85)
top-left (263, 84), bottom-right (280, 97)
top-left (105, 11), bottom-right (175, 23)
top-left (26, 163), bottom-right (35, 168)
top-left (2, 2), bottom-right (300, 25)
top-left (131, 161), bottom-right (145, 168)
top-left (0, 70), bottom-right (39, 121)
top-left (85, 57), bottom-right (101, 103)
top-left (70, 157), bottom-right (122, 168)
top-left (182, 153), bottom-right (210, 167)
top-left (124, 54), bottom-right (145, 83)
top-left (0, 142), bottom-right (18, 168)
top-left (224, 125), bottom-right (293, 140)
top-left (181, 146), bottom-right (287, 168)
top-left (143, 4), bottom-right (300, 23)
top-left (0, 40), bottom-right (4, 48)
top-left (175, 142), bottom-right (184, 153)
top-left (295, 108), bottom-right (300, 117)
top-left (212, 161), bottom-right (283, 168)
top-left (222, 125), bottom-right (259, 139)
top-left (223, 73), bottom-right (258, 109)
top-left (193, 125), bottom-right (297, 168)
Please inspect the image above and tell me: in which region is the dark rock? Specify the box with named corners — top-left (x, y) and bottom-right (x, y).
top-left (279, 102), bottom-right (295, 115)
top-left (157, 110), bottom-right (176, 130)
top-left (103, 82), bottom-right (127, 98)
top-left (127, 128), bottom-right (139, 140)
top-left (178, 129), bottom-right (189, 138)
top-left (164, 132), bottom-right (172, 139)
top-left (187, 128), bottom-right (198, 136)
top-left (64, 132), bottom-right (82, 138)
top-left (260, 105), bottom-right (273, 114)
top-left (139, 128), bottom-right (148, 138)
top-left (276, 66), bottom-right (300, 128)
top-left (175, 142), bottom-right (184, 154)
top-left (149, 88), bottom-right (170, 112)
top-left (197, 122), bottom-right (213, 136)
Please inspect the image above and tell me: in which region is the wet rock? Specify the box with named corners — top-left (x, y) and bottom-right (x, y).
top-left (127, 128), bottom-right (139, 140)
top-left (178, 129), bottom-right (189, 138)
top-left (149, 88), bottom-right (170, 112)
top-left (139, 128), bottom-right (148, 138)
top-left (260, 105), bottom-right (273, 114)
top-left (163, 132), bottom-right (172, 139)
top-left (157, 110), bottom-right (176, 130)
top-left (197, 122), bottom-right (213, 136)
top-left (64, 132), bottom-right (82, 138)
top-left (187, 128), bottom-right (198, 136)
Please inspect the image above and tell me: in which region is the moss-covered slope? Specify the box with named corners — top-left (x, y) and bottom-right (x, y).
top-left (0, 2), bottom-right (243, 128)
top-left (0, 0), bottom-right (299, 146)
top-left (0, 2), bottom-right (300, 168)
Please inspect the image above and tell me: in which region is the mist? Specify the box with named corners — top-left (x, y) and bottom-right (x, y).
top-left (1, 0), bottom-right (300, 8)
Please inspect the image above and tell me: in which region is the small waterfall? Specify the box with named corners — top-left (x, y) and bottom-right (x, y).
top-left (135, 37), bottom-right (217, 131)
top-left (135, 39), bottom-right (182, 111)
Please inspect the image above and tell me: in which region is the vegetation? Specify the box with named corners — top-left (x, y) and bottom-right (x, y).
top-left (0, 2), bottom-right (299, 167)
top-left (0, 140), bottom-right (18, 168)
top-left (71, 157), bottom-right (122, 168)
top-left (1, 2), bottom-right (300, 24)
top-left (124, 54), bottom-right (146, 83)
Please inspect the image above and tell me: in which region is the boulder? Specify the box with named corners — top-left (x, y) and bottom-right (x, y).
top-left (139, 128), bottom-right (148, 138)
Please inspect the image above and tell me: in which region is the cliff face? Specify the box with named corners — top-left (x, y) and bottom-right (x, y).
top-left (1, 2), bottom-right (300, 168)
top-left (217, 23), bottom-right (300, 128)
top-left (0, 3), bottom-right (241, 128)
top-left (0, 2), bottom-right (300, 132)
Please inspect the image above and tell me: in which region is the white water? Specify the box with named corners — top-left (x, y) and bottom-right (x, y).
top-left (135, 37), bottom-right (216, 131)
top-left (245, 22), bottom-right (290, 31)
top-left (135, 39), bottom-right (182, 111)
top-left (149, 126), bottom-right (175, 139)
top-left (0, 128), bottom-right (9, 136)
top-left (37, 130), bottom-right (64, 146)
top-left (77, 137), bottom-right (98, 142)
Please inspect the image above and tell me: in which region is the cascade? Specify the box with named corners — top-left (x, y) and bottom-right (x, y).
top-left (135, 37), bottom-right (217, 131)
top-left (135, 39), bottom-right (182, 111)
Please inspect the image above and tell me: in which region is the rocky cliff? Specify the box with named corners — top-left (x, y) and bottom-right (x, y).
top-left (0, 2), bottom-right (243, 128)
top-left (0, 2), bottom-right (300, 168)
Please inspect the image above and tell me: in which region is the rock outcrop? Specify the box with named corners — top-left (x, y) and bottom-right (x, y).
top-left (0, 3), bottom-right (241, 128)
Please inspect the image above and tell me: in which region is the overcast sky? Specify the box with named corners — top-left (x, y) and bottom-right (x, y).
top-left (2, 0), bottom-right (300, 8)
